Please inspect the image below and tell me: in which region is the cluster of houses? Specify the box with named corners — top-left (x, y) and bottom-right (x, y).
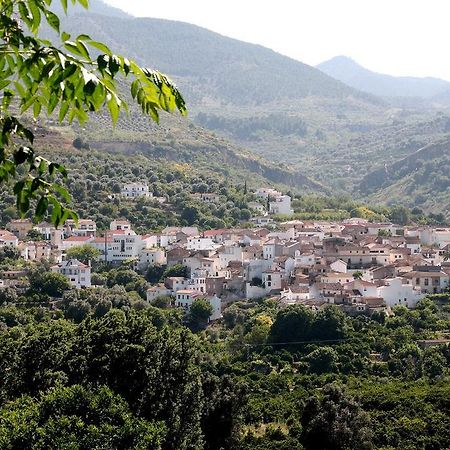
top-left (2, 208), bottom-right (450, 320)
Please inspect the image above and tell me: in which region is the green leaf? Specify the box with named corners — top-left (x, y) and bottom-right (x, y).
top-left (130, 80), bottom-right (139, 99)
top-left (45, 10), bottom-right (60, 33)
top-left (18, 1), bottom-right (33, 28)
top-left (64, 41), bottom-right (87, 58)
top-left (62, 31), bottom-right (71, 41)
top-left (35, 196), bottom-right (49, 220)
top-left (88, 40), bottom-right (111, 55)
top-left (33, 100), bottom-right (42, 118)
top-left (49, 162), bottom-right (68, 178)
top-left (61, 0), bottom-right (68, 13)
top-left (107, 94), bottom-right (120, 125)
top-left (0, 80), bottom-right (11, 90)
top-left (53, 184), bottom-right (71, 202)
top-left (28, 0), bottom-right (42, 33)
top-left (51, 201), bottom-right (62, 227)
top-left (58, 101), bottom-right (70, 122)
top-left (76, 40), bottom-right (90, 59)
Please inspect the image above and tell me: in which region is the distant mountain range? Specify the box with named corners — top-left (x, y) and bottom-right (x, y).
top-left (317, 56), bottom-right (450, 99)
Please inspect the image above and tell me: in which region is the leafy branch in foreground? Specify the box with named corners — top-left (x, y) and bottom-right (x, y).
top-left (0, 0), bottom-right (187, 226)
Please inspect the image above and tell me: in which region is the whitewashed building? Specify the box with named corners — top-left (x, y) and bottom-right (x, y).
top-left (269, 195), bottom-right (294, 216)
top-left (138, 248), bottom-right (167, 269)
top-left (52, 259), bottom-right (91, 289)
top-left (121, 183), bottom-right (152, 198)
top-left (175, 290), bottom-right (222, 321)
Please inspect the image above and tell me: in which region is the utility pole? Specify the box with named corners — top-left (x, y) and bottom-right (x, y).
top-left (104, 231), bottom-right (108, 264)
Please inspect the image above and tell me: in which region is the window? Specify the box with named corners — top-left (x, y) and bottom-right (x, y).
top-left (424, 278), bottom-right (429, 286)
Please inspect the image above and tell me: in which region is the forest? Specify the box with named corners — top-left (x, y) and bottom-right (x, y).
top-left (0, 286), bottom-right (449, 449)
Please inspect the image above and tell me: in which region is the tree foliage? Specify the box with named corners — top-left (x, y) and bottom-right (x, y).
top-left (0, 385), bottom-right (167, 449)
top-left (66, 243), bottom-right (100, 264)
top-left (0, 0), bottom-right (186, 226)
top-left (301, 384), bottom-right (372, 450)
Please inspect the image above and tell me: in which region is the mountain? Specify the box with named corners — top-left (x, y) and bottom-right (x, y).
top-left (38, 3), bottom-right (450, 216)
top-left (317, 56), bottom-right (450, 99)
top-left (51, 0), bottom-right (131, 19)
top-left (47, 8), bottom-right (380, 107)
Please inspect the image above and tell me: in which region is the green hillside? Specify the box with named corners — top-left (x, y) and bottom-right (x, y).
top-left (363, 139), bottom-right (450, 217)
top-left (38, 1), bottom-right (450, 215)
top-left (0, 115), bottom-right (329, 231)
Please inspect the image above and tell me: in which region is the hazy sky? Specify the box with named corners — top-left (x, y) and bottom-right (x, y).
top-left (104, 0), bottom-right (450, 81)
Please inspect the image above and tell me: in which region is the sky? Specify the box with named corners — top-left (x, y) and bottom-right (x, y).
top-left (104, 0), bottom-right (450, 81)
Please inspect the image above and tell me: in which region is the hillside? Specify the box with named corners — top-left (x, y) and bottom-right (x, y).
top-left (0, 123), bottom-right (306, 231)
top-left (74, 110), bottom-right (324, 191)
top-left (38, 1), bottom-right (450, 214)
top-left (48, 9), bottom-right (377, 107)
top-left (361, 139), bottom-right (450, 216)
top-left (317, 56), bottom-right (450, 99)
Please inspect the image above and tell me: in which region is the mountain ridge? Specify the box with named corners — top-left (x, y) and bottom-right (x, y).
top-left (49, 11), bottom-right (381, 107)
top-left (317, 55), bottom-right (450, 99)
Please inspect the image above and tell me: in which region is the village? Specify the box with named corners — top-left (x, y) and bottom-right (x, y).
top-left (1, 183), bottom-right (450, 322)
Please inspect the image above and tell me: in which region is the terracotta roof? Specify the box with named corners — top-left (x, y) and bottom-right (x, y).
top-left (64, 236), bottom-right (92, 242)
top-left (203, 229), bottom-right (228, 237)
top-left (404, 271), bottom-right (448, 278)
top-left (289, 286), bottom-right (310, 293)
top-left (92, 238), bottom-right (112, 244)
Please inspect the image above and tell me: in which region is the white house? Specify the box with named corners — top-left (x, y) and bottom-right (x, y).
top-left (34, 222), bottom-right (56, 240)
top-left (61, 235), bottom-right (94, 251)
top-left (188, 268), bottom-right (208, 294)
top-left (138, 248), bottom-right (167, 269)
top-left (255, 188), bottom-right (282, 199)
top-left (121, 182), bottom-right (152, 198)
top-left (186, 236), bottom-right (220, 252)
top-left (262, 269), bottom-right (283, 292)
top-left (110, 220), bottom-right (132, 231)
top-left (248, 202), bottom-right (266, 214)
top-left (0, 230), bottom-right (18, 248)
top-left (52, 259), bottom-right (91, 289)
top-left (269, 195), bottom-right (294, 216)
top-left (146, 284), bottom-right (173, 302)
top-left (175, 290), bottom-right (222, 321)
top-left (64, 219), bottom-right (96, 238)
top-left (415, 227), bottom-right (450, 248)
top-left (108, 231), bottom-right (142, 263)
top-left (403, 268), bottom-right (450, 294)
top-left (280, 286), bottom-right (311, 304)
top-left (91, 230), bottom-right (142, 264)
top-left (377, 277), bottom-right (424, 308)
top-left (295, 251), bottom-right (316, 268)
top-left (251, 216), bottom-right (275, 227)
